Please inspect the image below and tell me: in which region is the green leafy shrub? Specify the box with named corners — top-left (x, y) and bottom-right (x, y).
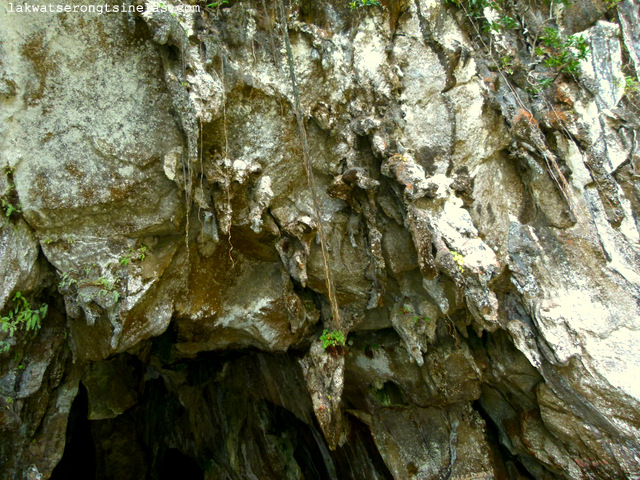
top-left (536, 28), bottom-right (589, 77)
top-left (321, 329), bottom-right (347, 356)
top-left (1, 292), bottom-right (48, 353)
top-left (446, 0), bottom-right (589, 94)
top-left (321, 329), bottom-right (346, 349)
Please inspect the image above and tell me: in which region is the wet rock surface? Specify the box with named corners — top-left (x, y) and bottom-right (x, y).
top-left (1, 0), bottom-right (640, 478)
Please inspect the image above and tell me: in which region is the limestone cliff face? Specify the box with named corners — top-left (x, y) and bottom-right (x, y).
top-left (1, 0), bottom-right (640, 478)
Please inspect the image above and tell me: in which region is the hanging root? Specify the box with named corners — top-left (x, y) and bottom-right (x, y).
top-left (219, 51), bottom-right (235, 268)
top-left (277, 0), bottom-right (341, 329)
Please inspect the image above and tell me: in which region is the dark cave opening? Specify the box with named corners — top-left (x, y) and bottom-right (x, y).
top-left (334, 414), bottom-right (394, 480)
top-left (272, 402), bottom-right (334, 479)
top-left (48, 350), bottom-right (398, 480)
top-left (158, 448), bottom-right (203, 480)
top-left (50, 383), bottom-right (96, 480)
top-left (472, 399), bottom-right (536, 480)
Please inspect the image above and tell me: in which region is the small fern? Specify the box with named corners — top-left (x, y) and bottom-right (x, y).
top-left (1, 292), bottom-right (47, 353)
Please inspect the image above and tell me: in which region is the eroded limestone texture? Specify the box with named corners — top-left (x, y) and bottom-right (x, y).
top-left (2, 0), bottom-right (640, 478)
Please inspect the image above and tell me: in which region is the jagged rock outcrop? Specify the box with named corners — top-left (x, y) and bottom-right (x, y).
top-left (1, 0), bottom-right (640, 478)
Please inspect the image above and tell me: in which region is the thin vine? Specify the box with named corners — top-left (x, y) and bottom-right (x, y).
top-left (276, 0), bottom-right (341, 329)
top-left (219, 51), bottom-right (235, 268)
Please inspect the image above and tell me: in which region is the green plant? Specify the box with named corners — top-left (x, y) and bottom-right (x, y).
top-left (119, 245), bottom-right (149, 267)
top-left (1, 198), bottom-right (21, 223)
top-left (95, 277), bottom-right (112, 289)
top-left (94, 277), bottom-right (120, 303)
top-left (321, 329), bottom-right (345, 349)
top-left (537, 28), bottom-right (589, 77)
top-left (321, 329), bottom-right (346, 350)
top-left (207, 0), bottom-right (229, 7)
top-left (95, 277), bottom-right (116, 291)
top-left (500, 54), bottom-right (516, 75)
top-left (302, 299), bottom-right (316, 313)
top-left (58, 271), bottom-right (77, 290)
top-left (484, 14), bottom-right (518, 33)
top-left (413, 315), bottom-right (430, 326)
top-left (1, 292), bottom-right (48, 353)
top-left (349, 0), bottom-right (380, 9)
top-left (537, 77), bottom-right (555, 88)
top-left (525, 76), bottom-right (555, 95)
top-left (625, 75), bottom-right (639, 94)
top-left (137, 245), bottom-right (148, 261)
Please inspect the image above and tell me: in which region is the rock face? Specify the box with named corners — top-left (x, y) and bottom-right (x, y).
top-left (1, 0), bottom-right (640, 478)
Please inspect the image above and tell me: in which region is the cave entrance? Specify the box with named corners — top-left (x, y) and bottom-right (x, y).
top-left (48, 350), bottom-right (394, 479)
top-left (159, 448), bottom-right (203, 480)
top-left (50, 384), bottom-right (96, 480)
